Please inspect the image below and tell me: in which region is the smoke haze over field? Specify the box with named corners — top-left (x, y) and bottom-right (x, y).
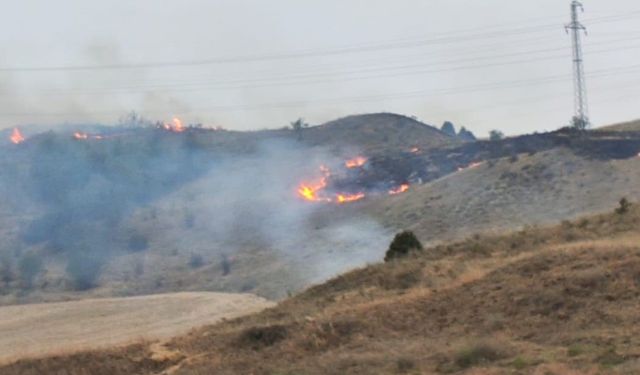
top-left (2, 0), bottom-right (640, 136)
top-left (0, 130), bottom-right (390, 293)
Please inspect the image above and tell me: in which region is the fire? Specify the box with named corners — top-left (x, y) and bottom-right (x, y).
top-left (172, 117), bottom-right (185, 132)
top-left (10, 127), bottom-right (25, 144)
top-left (297, 165), bottom-right (331, 202)
top-left (345, 156), bottom-right (367, 169)
top-left (389, 184), bottom-right (410, 195)
top-left (73, 132), bottom-right (89, 140)
top-left (457, 161), bottom-right (484, 172)
top-left (297, 178), bottom-right (330, 202)
top-left (162, 117), bottom-right (186, 133)
top-left (297, 165), bottom-right (365, 204)
top-left (336, 192), bottom-right (365, 204)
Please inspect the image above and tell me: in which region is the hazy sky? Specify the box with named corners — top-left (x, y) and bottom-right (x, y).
top-left (1, 0), bottom-right (640, 136)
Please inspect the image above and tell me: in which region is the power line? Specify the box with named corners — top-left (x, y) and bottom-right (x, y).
top-left (2, 9), bottom-right (640, 73)
top-left (2, 63), bottom-right (639, 118)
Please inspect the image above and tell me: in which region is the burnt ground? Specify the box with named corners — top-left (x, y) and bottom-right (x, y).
top-left (330, 128), bottom-right (640, 194)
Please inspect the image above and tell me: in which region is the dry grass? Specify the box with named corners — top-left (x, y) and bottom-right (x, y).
top-left (0, 292), bottom-right (273, 364)
top-left (4, 203), bottom-right (640, 374)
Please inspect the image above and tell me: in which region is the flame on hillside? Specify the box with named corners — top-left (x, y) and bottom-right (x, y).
top-left (73, 132), bottom-right (89, 140)
top-left (457, 161), bottom-right (483, 172)
top-left (345, 156), bottom-right (367, 169)
top-left (72, 132), bottom-right (113, 141)
top-left (297, 164), bottom-right (366, 204)
top-left (10, 128), bottom-right (25, 144)
top-left (337, 193), bottom-right (365, 204)
top-left (389, 184), bottom-right (410, 195)
top-left (163, 117), bottom-right (186, 133)
top-left (297, 165), bottom-right (331, 202)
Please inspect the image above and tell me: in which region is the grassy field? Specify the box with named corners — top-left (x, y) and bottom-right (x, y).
top-left (0, 292), bottom-right (273, 364)
top-left (3, 202), bottom-right (640, 374)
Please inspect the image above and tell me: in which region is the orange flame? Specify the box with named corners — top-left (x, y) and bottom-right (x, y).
top-left (336, 192), bottom-right (365, 204)
top-left (297, 178), bottom-right (329, 202)
top-left (161, 117), bottom-right (186, 133)
top-left (10, 128), bottom-right (25, 144)
top-left (172, 117), bottom-right (185, 132)
top-left (457, 161), bottom-right (483, 172)
top-left (73, 132), bottom-right (89, 140)
top-left (345, 156), bottom-right (367, 169)
top-left (297, 165), bottom-right (331, 202)
top-left (389, 184), bottom-right (410, 195)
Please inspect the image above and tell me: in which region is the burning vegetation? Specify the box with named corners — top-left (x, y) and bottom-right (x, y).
top-left (345, 156), bottom-right (367, 169)
top-left (163, 117), bottom-right (186, 133)
top-left (10, 128), bottom-right (25, 144)
top-left (297, 157), bottom-right (411, 204)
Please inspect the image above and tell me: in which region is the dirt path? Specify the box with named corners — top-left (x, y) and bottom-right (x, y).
top-left (0, 292), bottom-right (274, 363)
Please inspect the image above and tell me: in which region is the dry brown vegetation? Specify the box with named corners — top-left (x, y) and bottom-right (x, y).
top-left (4, 202), bottom-right (640, 374)
top-left (0, 292), bottom-right (273, 364)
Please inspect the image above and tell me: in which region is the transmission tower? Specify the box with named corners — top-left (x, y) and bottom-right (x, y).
top-left (566, 1), bottom-right (590, 129)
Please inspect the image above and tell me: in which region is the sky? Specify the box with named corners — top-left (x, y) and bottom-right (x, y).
top-left (1, 0), bottom-right (640, 136)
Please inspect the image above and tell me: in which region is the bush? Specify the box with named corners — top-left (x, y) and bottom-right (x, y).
top-left (66, 253), bottom-right (103, 290)
top-left (220, 254), bottom-right (231, 276)
top-left (615, 197), bottom-right (630, 215)
top-left (18, 253), bottom-right (43, 288)
top-left (238, 324), bottom-right (288, 349)
top-left (0, 256), bottom-right (14, 285)
top-left (454, 341), bottom-right (509, 369)
top-left (396, 357), bottom-right (416, 373)
top-left (384, 231), bottom-right (423, 262)
top-left (189, 254), bottom-right (204, 269)
top-left (127, 233), bottom-right (149, 252)
top-left (489, 129), bottom-right (504, 141)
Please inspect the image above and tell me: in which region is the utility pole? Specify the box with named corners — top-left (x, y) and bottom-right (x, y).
top-left (566, 1), bottom-right (590, 129)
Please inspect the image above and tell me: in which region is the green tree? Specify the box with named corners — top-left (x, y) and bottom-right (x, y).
top-left (458, 127), bottom-right (477, 141)
top-left (489, 130), bottom-right (505, 141)
top-left (384, 231), bottom-right (424, 262)
top-left (290, 118), bottom-right (308, 140)
top-left (441, 121), bottom-right (456, 137)
top-left (18, 253), bottom-right (43, 289)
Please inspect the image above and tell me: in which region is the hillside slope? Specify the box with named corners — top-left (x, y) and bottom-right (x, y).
top-left (299, 113), bottom-right (458, 154)
top-left (4, 203), bottom-right (640, 374)
top-left (598, 119), bottom-right (640, 132)
top-left (363, 147), bottom-right (640, 242)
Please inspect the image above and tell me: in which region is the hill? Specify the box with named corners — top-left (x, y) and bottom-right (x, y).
top-left (597, 119), bottom-right (640, 132)
top-left (4, 117), bottom-right (640, 305)
top-left (362, 146), bottom-right (640, 242)
top-left (4, 202), bottom-right (640, 374)
top-left (297, 113), bottom-right (458, 154)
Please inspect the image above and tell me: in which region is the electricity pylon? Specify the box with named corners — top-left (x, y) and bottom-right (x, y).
top-left (566, 1), bottom-right (590, 129)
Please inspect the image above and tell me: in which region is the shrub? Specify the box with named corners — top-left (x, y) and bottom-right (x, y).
top-left (18, 253), bottom-right (43, 288)
top-left (189, 253), bottom-right (204, 269)
top-left (384, 231), bottom-right (423, 262)
top-left (597, 347), bottom-right (626, 367)
top-left (0, 256), bottom-right (14, 285)
top-left (220, 254), bottom-right (231, 276)
top-left (615, 197), bottom-right (630, 215)
top-left (396, 357), bottom-right (416, 373)
top-left (66, 253), bottom-right (103, 290)
top-left (127, 233), bottom-right (149, 252)
top-left (238, 324), bottom-right (288, 349)
top-left (454, 341), bottom-right (509, 369)
top-left (184, 212), bottom-right (196, 229)
top-left (489, 129), bottom-right (504, 141)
